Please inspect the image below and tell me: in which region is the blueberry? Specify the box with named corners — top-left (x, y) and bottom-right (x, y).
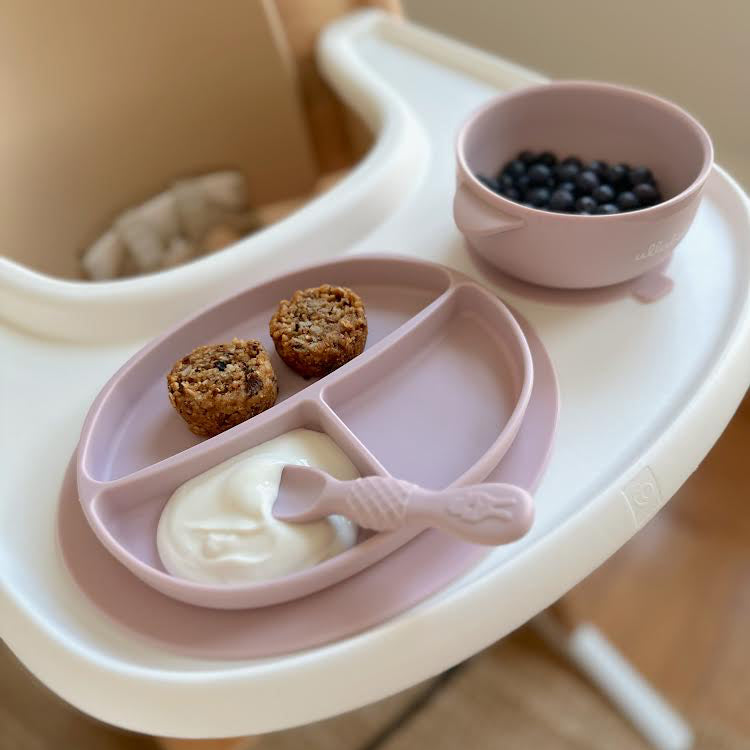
top-left (577, 210), bottom-right (593, 215)
top-left (604, 164), bottom-right (627, 187)
top-left (477, 174), bottom-right (500, 192)
top-left (634, 183), bottom-right (660, 205)
top-left (629, 166), bottom-right (654, 186)
top-left (556, 162), bottom-right (580, 182)
top-left (605, 164), bottom-right (628, 187)
top-left (528, 164), bottom-right (552, 185)
top-left (595, 203), bottom-right (619, 215)
top-left (558, 180), bottom-right (577, 194)
top-left (576, 195), bottom-right (597, 213)
top-left (214, 360), bottom-right (228, 371)
top-left (562, 156), bottom-right (583, 169)
top-left (503, 159), bottom-right (526, 179)
top-left (502, 187), bottom-right (521, 201)
top-left (537, 151), bottom-right (558, 167)
top-left (616, 191), bottom-right (640, 211)
top-left (516, 174), bottom-right (531, 192)
top-left (518, 150), bottom-right (537, 165)
top-left (526, 187), bottom-right (551, 207)
top-left (498, 173), bottom-right (515, 191)
top-left (592, 184), bottom-right (616, 204)
top-left (549, 189), bottom-right (575, 212)
top-left (575, 170), bottom-right (600, 193)
top-left (586, 160), bottom-right (608, 177)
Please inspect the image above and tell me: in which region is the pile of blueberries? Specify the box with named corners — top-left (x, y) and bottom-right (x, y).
top-left (478, 150), bottom-right (663, 214)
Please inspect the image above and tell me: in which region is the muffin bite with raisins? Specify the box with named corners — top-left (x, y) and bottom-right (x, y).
top-left (167, 338), bottom-right (277, 437)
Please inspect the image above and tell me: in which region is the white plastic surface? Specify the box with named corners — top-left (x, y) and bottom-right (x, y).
top-left (1, 10), bottom-right (749, 738)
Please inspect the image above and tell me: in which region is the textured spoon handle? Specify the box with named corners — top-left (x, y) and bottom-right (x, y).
top-left (334, 476), bottom-right (416, 531)
top-left (330, 477), bottom-right (534, 545)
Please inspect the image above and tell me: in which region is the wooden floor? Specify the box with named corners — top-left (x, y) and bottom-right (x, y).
top-left (1, 396), bottom-right (748, 749)
top-left (564, 393), bottom-right (750, 738)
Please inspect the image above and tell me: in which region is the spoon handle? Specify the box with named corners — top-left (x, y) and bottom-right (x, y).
top-left (408, 483), bottom-right (534, 545)
top-left (327, 476), bottom-right (534, 546)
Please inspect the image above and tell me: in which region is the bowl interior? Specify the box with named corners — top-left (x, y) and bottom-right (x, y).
top-left (463, 83), bottom-right (710, 201)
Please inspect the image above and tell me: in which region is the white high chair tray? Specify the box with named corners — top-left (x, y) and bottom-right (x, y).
top-left (1, 10), bottom-right (749, 739)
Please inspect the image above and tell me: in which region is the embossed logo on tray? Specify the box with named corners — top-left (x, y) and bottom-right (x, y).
top-left (622, 467), bottom-right (662, 528)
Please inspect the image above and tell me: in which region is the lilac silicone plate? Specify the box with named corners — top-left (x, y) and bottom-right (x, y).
top-left (75, 256), bottom-right (534, 609)
top-left (59, 312), bottom-right (558, 659)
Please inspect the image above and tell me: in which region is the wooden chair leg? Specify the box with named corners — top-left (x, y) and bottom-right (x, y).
top-left (272, 0), bottom-right (402, 174)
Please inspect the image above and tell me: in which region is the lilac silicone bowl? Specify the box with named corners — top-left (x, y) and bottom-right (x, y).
top-left (453, 80), bottom-right (714, 289)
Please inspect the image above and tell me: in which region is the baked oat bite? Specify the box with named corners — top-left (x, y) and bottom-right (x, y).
top-left (167, 338), bottom-right (277, 437)
top-left (269, 285), bottom-right (367, 378)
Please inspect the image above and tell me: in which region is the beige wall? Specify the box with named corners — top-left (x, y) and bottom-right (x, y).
top-left (405, 0), bottom-right (750, 188)
top-left (0, 0), bottom-right (318, 277)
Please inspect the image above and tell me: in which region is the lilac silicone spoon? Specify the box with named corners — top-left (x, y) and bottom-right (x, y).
top-left (273, 465), bottom-right (534, 546)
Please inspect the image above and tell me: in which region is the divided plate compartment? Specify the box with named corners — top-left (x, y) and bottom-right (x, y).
top-left (76, 256), bottom-right (533, 609)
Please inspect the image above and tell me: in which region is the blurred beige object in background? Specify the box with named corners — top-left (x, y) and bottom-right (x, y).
top-left (404, 0), bottom-right (750, 188)
top-left (80, 171), bottom-right (256, 280)
top-left (0, 0), bottom-right (317, 279)
top-left (201, 226), bottom-right (243, 255)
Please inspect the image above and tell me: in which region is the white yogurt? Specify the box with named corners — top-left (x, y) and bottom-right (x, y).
top-left (157, 429), bottom-right (359, 585)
